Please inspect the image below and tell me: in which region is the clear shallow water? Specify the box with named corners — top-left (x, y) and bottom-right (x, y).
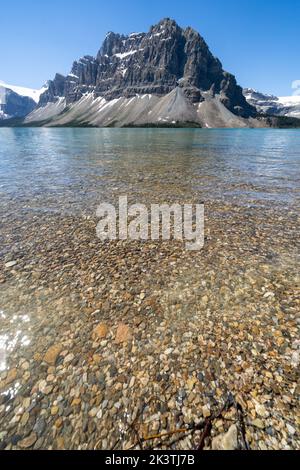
top-left (0, 128), bottom-right (299, 450)
top-left (0, 128), bottom-right (299, 215)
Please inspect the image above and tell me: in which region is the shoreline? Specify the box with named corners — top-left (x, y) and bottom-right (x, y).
top-left (1, 115), bottom-right (300, 129)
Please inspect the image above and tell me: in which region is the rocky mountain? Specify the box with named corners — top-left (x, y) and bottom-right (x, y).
top-left (243, 88), bottom-right (300, 119)
top-left (0, 81), bottom-right (46, 120)
top-left (25, 18), bottom-right (258, 128)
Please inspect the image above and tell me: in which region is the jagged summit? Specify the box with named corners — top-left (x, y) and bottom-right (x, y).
top-left (26, 18), bottom-right (257, 127)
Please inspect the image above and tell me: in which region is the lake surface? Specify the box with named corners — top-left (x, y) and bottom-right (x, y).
top-left (0, 128), bottom-right (299, 450)
top-left (0, 128), bottom-right (299, 215)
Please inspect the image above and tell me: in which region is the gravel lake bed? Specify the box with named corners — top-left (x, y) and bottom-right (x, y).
top-left (0, 128), bottom-right (299, 450)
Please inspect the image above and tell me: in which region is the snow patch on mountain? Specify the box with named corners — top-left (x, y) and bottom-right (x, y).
top-left (114, 50), bottom-right (137, 59)
top-left (278, 95), bottom-right (300, 105)
top-left (243, 88), bottom-right (300, 118)
top-left (0, 81), bottom-right (47, 103)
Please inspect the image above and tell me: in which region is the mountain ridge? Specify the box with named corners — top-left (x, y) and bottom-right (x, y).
top-left (3, 18), bottom-right (299, 127)
top-left (243, 88), bottom-right (300, 119)
top-left (0, 81), bottom-right (47, 120)
top-left (0, 81), bottom-right (47, 103)
top-left (25, 18), bottom-right (257, 127)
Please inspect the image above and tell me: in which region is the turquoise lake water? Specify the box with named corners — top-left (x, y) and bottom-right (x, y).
top-left (0, 128), bottom-right (299, 215)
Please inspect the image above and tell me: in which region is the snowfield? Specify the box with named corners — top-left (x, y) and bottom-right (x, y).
top-left (0, 80), bottom-right (47, 103)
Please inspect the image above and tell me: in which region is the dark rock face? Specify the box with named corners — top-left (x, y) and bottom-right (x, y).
top-left (39, 74), bottom-right (66, 105)
top-left (39, 18), bottom-right (256, 118)
top-left (0, 86), bottom-right (36, 119)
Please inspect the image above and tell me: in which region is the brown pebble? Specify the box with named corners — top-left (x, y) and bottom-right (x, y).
top-left (56, 436), bottom-right (65, 450)
top-left (44, 344), bottom-right (63, 366)
top-left (3, 368), bottom-right (17, 387)
top-left (93, 323), bottom-right (108, 339)
top-left (55, 417), bottom-right (63, 429)
top-left (19, 433), bottom-right (37, 449)
top-left (115, 324), bottom-right (131, 344)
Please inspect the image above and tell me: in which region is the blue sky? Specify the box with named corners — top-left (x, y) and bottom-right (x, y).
top-left (1, 0), bottom-right (299, 96)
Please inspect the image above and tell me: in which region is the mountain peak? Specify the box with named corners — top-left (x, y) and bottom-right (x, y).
top-left (151, 17), bottom-right (180, 33)
top-left (157, 17), bottom-right (178, 27)
top-left (28, 19), bottom-right (257, 126)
